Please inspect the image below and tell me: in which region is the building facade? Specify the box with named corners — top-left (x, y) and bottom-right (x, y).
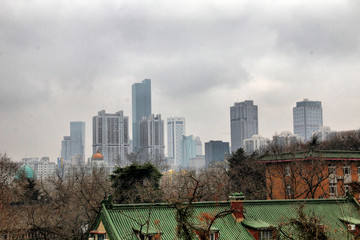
top-left (260, 150), bottom-right (360, 201)
top-left (182, 135), bottom-right (197, 169)
top-left (70, 121), bottom-right (85, 164)
top-left (22, 157), bottom-right (56, 180)
top-left (244, 135), bottom-right (269, 155)
top-left (61, 136), bottom-right (71, 162)
top-left (92, 110), bottom-right (130, 167)
top-left (167, 117), bottom-right (185, 168)
top-left (205, 140), bottom-right (230, 167)
top-left (132, 79), bottom-right (152, 152)
top-left (293, 98), bottom-right (323, 141)
top-left (139, 114), bottom-right (165, 162)
top-left (230, 100), bottom-right (258, 152)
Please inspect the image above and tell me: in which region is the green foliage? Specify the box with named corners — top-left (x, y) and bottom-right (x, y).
top-left (227, 148), bottom-right (267, 200)
top-left (110, 163), bottom-right (162, 203)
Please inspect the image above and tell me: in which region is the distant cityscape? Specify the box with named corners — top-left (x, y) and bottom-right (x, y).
top-left (21, 79), bottom-right (343, 179)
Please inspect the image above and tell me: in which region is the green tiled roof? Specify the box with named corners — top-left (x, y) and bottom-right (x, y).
top-left (260, 149), bottom-right (360, 162)
top-left (339, 216), bottom-right (360, 225)
top-left (241, 219), bottom-right (272, 230)
top-left (91, 197), bottom-right (360, 240)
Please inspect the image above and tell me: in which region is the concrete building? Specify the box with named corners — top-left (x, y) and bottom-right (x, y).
top-left (132, 79), bottom-right (152, 152)
top-left (230, 100), bottom-right (258, 152)
top-left (244, 135), bottom-right (269, 154)
top-left (272, 131), bottom-right (302, 148)
top-left (195, 136), bottom-right (203, 155)
top-left (205, 140), bottom-right (230, 167)
top-left (22, 157), bottom-right (56, 180)
top-left (167, 117), bottom-right (185, 168)
top-left (139, 114), bottom-right (165, 162)
top-left (92, 110), bottom-right (130, 167)
top-left (293, 98), bottom-right (323, 141)
top-left (70, 121), bottom-right (85, 164)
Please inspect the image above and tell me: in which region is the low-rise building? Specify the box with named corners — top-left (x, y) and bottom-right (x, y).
top-left (89, 193), bottom-right (360, 240)
top-left (260, 149), bottom-right (360, 200)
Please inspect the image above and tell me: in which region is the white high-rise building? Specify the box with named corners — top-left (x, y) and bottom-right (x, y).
top-left (230, 100), bottom-right (258, 152)
top-left (244, 135), bottom-right (269, 154)
top-left (167, 117), bottom-right (185, 168)
top-left (139, 114), bottom-right (165, 162)
top-left (293, 99), bottom-right (323, 141)
top-left (93, 110), bottom-right (130, 167)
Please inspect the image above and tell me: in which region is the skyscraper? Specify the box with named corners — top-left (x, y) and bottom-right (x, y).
top-left (132, 79), bottom-right (152, 152)
top-left (70, 121), bottom-right (85, 164)
top-left (139, 114), bottom-right (164, 162)
top-left (230, 100), bottom-right (258, 152)
top-left (293, 98), bottom-right (323, 141)
top-left (204, 140), bottom-right (230, 167)
top-left (93, 110), bottom-right (130, 167)
top-left (167, 117), bottom-right (185, 168)
top-left (182, 135), bottom-right (197, 169)
top-left (61, 136), bottom-right (71, 162)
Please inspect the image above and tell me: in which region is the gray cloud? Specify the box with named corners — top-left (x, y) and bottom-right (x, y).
top-left (1, 0), bottom-right (360, 161)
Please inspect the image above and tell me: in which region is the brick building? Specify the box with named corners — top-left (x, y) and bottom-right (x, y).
top-left (260, 149), bottom-right (360, 200)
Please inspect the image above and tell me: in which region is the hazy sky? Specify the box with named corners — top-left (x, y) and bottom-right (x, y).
top-left (1, 0), bottom-right (360, 162)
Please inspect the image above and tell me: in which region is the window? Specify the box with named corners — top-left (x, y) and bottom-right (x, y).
top-left (286, 184), bottom-right (292, 196)
top-left (329, 166), bottom-right (336, 175)
top-left (210, 233), bottom-right (215, 240)
top-left (343, 166), bottom-right (351, 175)
top-left (357, 166), bottom-right (360, 175)
top-left (260, 230), bottom-right (273, 240)
top-left (344, 185), bottom-right (350, 194)
top-left (285, 165), bottom-right (291, 176)
top-left (329, 183), bottom-right (337, 195)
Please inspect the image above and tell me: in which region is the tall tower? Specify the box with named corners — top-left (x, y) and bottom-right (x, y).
top-left (93, 110), bottom-right (130, 167)
top-left (167, 117), bottom-right (185, 168)
top-left (70, 121), bottom-right (85, 164)
top-left (132, 79), bottom-right (152, 152)
top-left (293, 98), bottom-right (323, 141)
top-left (61, 136), bottom-right (71, 162)
top-left (230, 100), bottom-right (258, 152)
top-left (139, 114), bottom-right (164, 162)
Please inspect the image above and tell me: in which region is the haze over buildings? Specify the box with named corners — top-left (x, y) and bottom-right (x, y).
top-left (1, 1), bottom-right (360, 162)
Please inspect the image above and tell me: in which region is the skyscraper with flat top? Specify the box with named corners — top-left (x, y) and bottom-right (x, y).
top-left (167, 117), bottom-right (185, 168)
top-left (230, 100), bottom-right (258, 152)
top-left (139, 114), bottom-right (164, 162)
top-left (93, 110), bottom-right (130, 167)
top-left (70, 122), bottom-right (85, 162)
top-left (293, 98), bottom-right (323, 141)
top-left (132, 79), bottom-right (152, 152)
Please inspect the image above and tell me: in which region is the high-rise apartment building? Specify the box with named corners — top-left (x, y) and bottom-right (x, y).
top-left (293, 99), bottom-right (323, 141)
top-left (70, 121), bottom-right (85, 164)
top-left (139, 114), bottom-right (164, 162)
top-left (244, 135), bottom-right (269, 155)
top-left (132, 79), bottom-right (152, 151)
top-left (204, 140), bottom-right (230, 167)
top-left (93, 110), bottom-right (130, 167)
top-left (167, 117), bottom-right (185, 168)
top-left (230, 100), bottom-right (258, 152)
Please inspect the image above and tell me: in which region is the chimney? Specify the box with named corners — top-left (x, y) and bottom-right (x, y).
top-left (230, 193), bottom-right (245, 222)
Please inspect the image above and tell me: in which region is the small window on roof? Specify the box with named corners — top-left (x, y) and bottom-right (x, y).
top-left (344, 166), bottom-right (351, 175)
top-left (260, 230), bottom-right (273, 240)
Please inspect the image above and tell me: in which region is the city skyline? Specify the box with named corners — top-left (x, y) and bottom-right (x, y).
top-left (1, 1), bottom-right (360, 162)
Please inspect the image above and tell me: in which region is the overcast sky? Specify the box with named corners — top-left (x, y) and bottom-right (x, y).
top-left (1, 0), bottom-right (360, 162)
